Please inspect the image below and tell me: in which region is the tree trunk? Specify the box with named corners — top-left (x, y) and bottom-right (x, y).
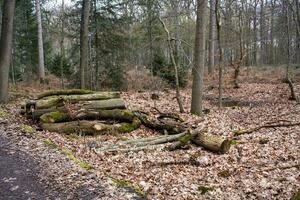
top-left (36, 0), bottom-right (45, 83)
top-left (80, 0), bottom-right (90, 89)
top-left (208, 0), bottom-right (216, 74)
top-left (41, 119), bottom-right (141, 135)
top-left (79, 98), bottom-right (126, 110)
top-left (0, 0), bottom-right (16, 103)
top-left (191, 0), bottom-right (208, 115)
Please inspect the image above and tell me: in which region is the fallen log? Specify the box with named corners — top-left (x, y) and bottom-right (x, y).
top-left (79, 99), bottom-right (126, 110)
top-left (26, 92), bottom-right (121, 110)
top-left (35, 89), bottom-right (94, 99)
top-left (96, 127), bottom-right (231, 154)
top-left (40, 109), bottom-right (136, 123)
top-left (41, 118), bottom-right (141, 135)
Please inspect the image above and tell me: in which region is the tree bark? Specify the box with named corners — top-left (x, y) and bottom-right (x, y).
top-left (36, 0), bottom-right (45, 82)
top-left (0, 0), bottom-right (16, 103)
top-left (80, 0), bottom-right (90, 89)
top-left (191, 0), bottom-right (208, 115)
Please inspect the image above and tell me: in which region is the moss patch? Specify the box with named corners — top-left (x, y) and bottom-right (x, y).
top-left (43, 138), bottom-right (92, 170)
top-left (40, 111), bottom-right (70, 123)
top-left (198, 185), bottom-right (214, 194)
top-left (230, 140), bottom-right (239, 145)
top-left (0, 109), bottom-right (9, 118)
top-left (43, 139), bottom-right (58, 149)
top-left (109, 176), bottom-right (146, 197)
top-left (21, 124), bottom-right (35, 134)
top-left (61, 148), bottom-right (92, 170)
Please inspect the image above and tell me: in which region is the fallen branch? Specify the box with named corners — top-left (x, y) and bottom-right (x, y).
top-left (234, 120), bottom-right (300, 136)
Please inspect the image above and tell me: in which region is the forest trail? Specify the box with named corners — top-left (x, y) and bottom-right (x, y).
top-left (0, 115), bottom-right (144, 200)
top-left (0, 134), bottom-right (63, 200)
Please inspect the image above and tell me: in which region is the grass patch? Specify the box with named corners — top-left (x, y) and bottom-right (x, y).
top-left (43, 138), bottom-right (92, 170)
top-left (21, 124), bottom-right (35, 134)
top-left (109, 176), bottom-right (146, 197)
top-left (198, 185), bottom-right (214, 194)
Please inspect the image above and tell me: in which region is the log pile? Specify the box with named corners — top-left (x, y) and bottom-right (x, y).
top-left (20, 89), bottom-right (231, 154)
top-left (21, 89), bottom-right (141, 135)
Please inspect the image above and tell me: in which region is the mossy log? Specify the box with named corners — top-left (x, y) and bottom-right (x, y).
top-left (26, 92), bottom-right (121, 110)
top-left (41, 118), bottom-right (141, 135)
top-left (40, 109), bottom-right (136, 123)
top-left (30, 107), bottom-right (68, 119)
top-left (35, 89), bottom-right (94, 99)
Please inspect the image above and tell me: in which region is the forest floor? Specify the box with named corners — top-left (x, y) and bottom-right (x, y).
top-left (1, 66), bottom-right (299, 200)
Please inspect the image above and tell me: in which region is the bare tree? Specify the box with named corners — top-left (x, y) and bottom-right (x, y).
top-left (159, 16), bottom-right (185, 113)
top-left (0, 0), bottom-right (16, 103)
top-left (208, 0), bottom-right (216, 74)
top-left (191, 0), bottom-right (208, 115)
top-left (60, 0), bottom-right (65, 89)
top-left (80, 0), bottom-right (90, 89)
top-left (36, 0), bottom-right (45, 83)
top-left (215, 0), bottom-right (223, 108)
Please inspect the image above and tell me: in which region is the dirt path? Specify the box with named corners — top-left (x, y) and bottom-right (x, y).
top-left (0, 135), bottom-right (65, 199)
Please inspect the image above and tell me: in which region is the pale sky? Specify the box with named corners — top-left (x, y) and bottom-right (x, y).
top-left (44, 0), bottom-right (75, 10)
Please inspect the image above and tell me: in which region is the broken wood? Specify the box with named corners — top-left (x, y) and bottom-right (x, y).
top-left (41, 118), bottom-right (141, 135)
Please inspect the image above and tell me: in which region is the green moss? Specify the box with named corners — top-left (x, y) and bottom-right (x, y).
top-left (179, 134), bottom-right (192, 144)
top-left (43, 138), bottom-right (91, 170)
top-left (117, 118), bottom-right (141, 133)
top-left (230, 140), bottom-right (239, 145)
top-left (64, 133), bottom-right (80, 140)
top-left (43, 139), bottom-right (58, 149)
top-left (198, 185), bottom-right (214, 194)
top-left (61, 148), bottom-right (92, 170)
top-left (109, 176), bottom-right (146, 197)
top-left (40, 111), bottom-right (70, 123)
top-left (0, 109), bottom-right (9, 118)
top-left (233, 128), bottom-right (246, 136)
top-left (291, 188), bottom-right (300, 200)
top-left (21, 124), bottom-right (35, 134)
top-left (121, 110), bottom-right (135, 120)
